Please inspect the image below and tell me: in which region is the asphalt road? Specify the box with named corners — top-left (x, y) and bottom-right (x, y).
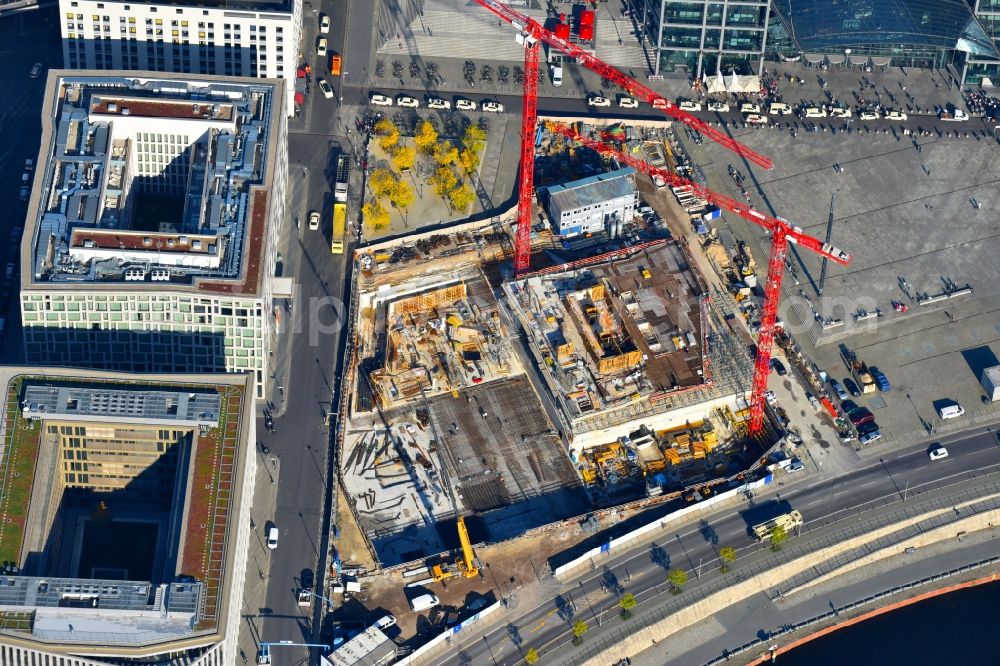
top-left (254, 0), bottom-right (353, 661)
top-left (431, 424), bottom-right (1000, 666)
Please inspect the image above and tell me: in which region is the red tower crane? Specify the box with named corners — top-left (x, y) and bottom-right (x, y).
top-left (473, 0), bottom-right (773, 276)
top-left (551, 123), bottom-right (852, 435)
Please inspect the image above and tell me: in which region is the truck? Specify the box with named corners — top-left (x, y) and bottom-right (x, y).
top-left (752, 510), bottom-right (803, 542)
top-left (840, 344), bottom-right (875, 394)
top-left (331, 203), bottom-right (346, 255)
top-left (939, 106), bottom-right (968, 121)
top-left (329, 54), bottom-right (342, 76)
top-left (334, 154), bottom-right (349, 203)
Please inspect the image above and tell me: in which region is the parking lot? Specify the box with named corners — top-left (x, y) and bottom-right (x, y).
top-left (685, 112), bottom-right (1000, 450)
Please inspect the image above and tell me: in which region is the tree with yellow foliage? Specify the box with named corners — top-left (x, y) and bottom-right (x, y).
top-left (391, 145), bottom-right (416, 172)
top-left (389, 180), bottom-right (414, 211)
top-left (362, 200), bottom-right (389, 231)
top-left (462, 124), bottom-right (487, 152)
top-left (374, 117), bottom-right (400, 151)
top-left (459, 147), bottom-right (480, 172)
top-left (413, 120), bottom-right (439, 153)
top-left (429, 166), bottom-right (458, 198)
top-left (448, 183), bottom-right (475, 211)
top-left (432, 140), bottom-right (459, 166)
top-left (369, 168), bottom-right (398, 198)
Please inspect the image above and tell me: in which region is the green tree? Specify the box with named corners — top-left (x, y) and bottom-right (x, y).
top-left (432, 140), bottom-right (459, 166)
top-left (719, 546), bottom-right (737, 573)
top-left (571, 619), bottom-right (588, 644)
top-left (391, 145), bottom-right (416, 172)
top-left (448, 183), bottom-right (475, 211)
top-left (369, 168), bottom-right (398, 198)
top-left (374, 118), bottom-right (399, 151)
top-left (459, 147), bottom-right (481, 172)
top-left (429, 166), bottom-right (458, 198)
top-left (362, 199), bottom-right (390, 231)
top-left (668, 568), bottom-right (688, 592)
top-left (619, 592), bottom-right (637, 619)
top-left (389, 180), bottom-right (414, 210)
top-left (414, 119), bottom-right (439, 153)
top-left (524, 647), bottom-right (540, 665)
top-left (770, 525), bottom-right (788, 551)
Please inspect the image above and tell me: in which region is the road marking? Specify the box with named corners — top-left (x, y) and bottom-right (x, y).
top-left (529, 620), bottom-right (546, 633)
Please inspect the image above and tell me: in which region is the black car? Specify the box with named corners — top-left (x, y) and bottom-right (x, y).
top-left (770, 359), bottom-right (787, 376)
top-left (857, 420), bottom-right (880, 436)
top-left (840, 399), bottom-right (860, 415)
top-left (843, 378), bottom-right (862, 397)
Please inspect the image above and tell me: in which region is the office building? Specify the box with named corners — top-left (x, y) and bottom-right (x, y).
top-left (544, 167), bottom-right (638, 239)
top-left (768, 0), bottom-right (999, 78)
top-left (59, 0), bottom-right (301, 115)
top-left (20, 72), bottom-right (288, 400)
top-left (967, 0), bottom-right (1000, 84)
top-left (627, 0), bottom-right (771, 78)
top-left (0, 368), bottom-right (256, 665)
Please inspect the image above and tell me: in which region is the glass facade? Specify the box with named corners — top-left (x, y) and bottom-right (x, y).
top-left (968, 0), bottom-right (1000, 84)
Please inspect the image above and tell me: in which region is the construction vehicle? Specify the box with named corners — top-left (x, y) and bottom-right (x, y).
top-left (550, 123), bottom-right (852, 436)
top-left (257, 641), bottom-right (329, 664)
top-left (840, 344), bottom-right (875, 393)
top-left (431, 515), bottom-right (481, 582)
top-left (473, 0), bottom-right (772, 277)
top-left (752, 510), bottom-right (803, 542)
top-left (330, 203), bottom-right (346, 255)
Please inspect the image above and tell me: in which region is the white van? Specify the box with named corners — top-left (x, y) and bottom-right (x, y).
top-left (408, 593), bottom-right (439, 612)
top-left (266, 526), bottom-right (279, 549)
top-left (938, 403), bottom-right (965, 419)
top-left (551, 64), bottom-right (563, 86)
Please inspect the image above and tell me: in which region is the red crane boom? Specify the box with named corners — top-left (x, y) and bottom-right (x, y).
top-left (473, 0), bottom-right (773, 170)
top-left (552, 123), bottom-right (851, 435)
top-left (513, 27), bottom-right (540, 275)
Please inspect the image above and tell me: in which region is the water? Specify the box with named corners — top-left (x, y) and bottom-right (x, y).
top-left (778, 580), bottom-right (1000, 666)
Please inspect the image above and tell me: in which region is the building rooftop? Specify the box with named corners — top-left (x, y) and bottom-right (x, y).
top-left (546, 167), bottom-right (636, 212)
top-left (323, 626), bottom-right (396, 666)
top-left (25, 73), bottom-right (282, 294)
top-left (22, 384), bottom-right (221, 426)
top-left (89, 0), bottom-right (293, 14)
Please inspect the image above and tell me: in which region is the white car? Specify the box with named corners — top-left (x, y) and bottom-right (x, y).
top-left (308, 211), bottom-right (320, 230)
top-left (618, 96), bottom-right (639, 108)
top-left (319, 13), bottom-right (330, 33)
top-left (482, 100), bottom-right (504, 113)
top-left (885, 110), bottom-right (908, 121)
top-left (396, 95), bottom-right (420, 108)
top-left (266, 526), bottom-right (279, 549)
top-left (588, 95), bottom-right (611, 107)
top-left (652, 98), bottom-right (669, 110)
top-left (745, 114), bottom-right (768, 125)
top-left (373, 615), bottom-right (396, 631)
top-left (318, 79), bottom-right (334, 99)
top-left (928, 445), bottom-right (949, 461)
top-left (830, 107), bottom-right (852, 118)
top-left (317, 38), bottom-right (328, 57)
top-left (455, 99), bottom-right (477, 111)
top-left (859, 110), bottom-right (880, 120)
top-left (679, 101), bottom-right (701, 112)
top-left (707, 101), bottom-right (729, 112)
top-left (769, 102), bottom-right (791, 115)
top-left (370, 93), bottom-right (393, 106)
top-left (740, 103), bottom-right (761, 114)
top-left (427, 97), bottom-right (451, 110)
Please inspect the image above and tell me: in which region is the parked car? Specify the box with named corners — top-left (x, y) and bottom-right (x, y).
top-left (937, 403), bottom-right (965, 419)
top-left (316, 38), bottom-right (328, 57)
top-left (830, 379), bottom-right (848, 401)
top-left (803, 107), bottom-right (827, 118)
top-left (266, 526), bottom-right (279, 549)
top-left (373, 615), bottom-right (396, 630)
top-left (770, 359), bottom-right (787, 376)
top-left (840, 399), bottom-right (861, 415)
top-left (396, 95), bottom-right (420, 108)
top-left (618, 96), bottom-right (639, 108)
top-left (769, 102), bottom-right (791, 115)
top-left (856, 420), bottom-right (880, 436)
top-left (843, 378), bottom-right (862, 397)
top-left (928, 445), bottom-right (949, 460)
top-left (740, 103), bottom-right (761, 114)
top-left (871, 368), bottom-right (890, 391)
top-left (787, 458), bottom-right (805, 472)
top-left (849, 408), bottom-right (875, 426)
top-left (859, 430), bottom-right (882, 445)
top-left (427, 97), bottom-right (451, 110)
top-left (745, 114), bottom-right (768, 125)
top-left (707, 101), bottom-right (729, 112)
top-left (481, 100), bottom-right (504, 113)
top-left (679, 101), bottom-right (701, 112)
top-left (455, 98), bottom-right (477, 111)
top-left (885, 110), bottom-right (908, 121)
top-left (859, 110), bottom-right (880, 120)
top-left (29, 63), bottom-right (42, 79)
top-left (588, 95), bottom-right (611, 107)
top-left (318, 79), bottom-right (334, 99)
top-left (308, 211), bottom-right (320, 230)
top-left (652, 98), bottom-right (668, 110)
top-left (319, 13), bottom-right (330, 33)
top-left (370, 93), bottom-right (393, 106)
top-left (830, 107), bottom-right (852, 118)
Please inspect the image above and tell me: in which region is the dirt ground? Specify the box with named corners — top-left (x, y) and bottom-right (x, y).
top-left (335, 485), bottom-right (376, 571)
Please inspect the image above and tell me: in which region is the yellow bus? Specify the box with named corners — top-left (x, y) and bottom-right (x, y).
top-left (331, 203), bottom-right (346, 254)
